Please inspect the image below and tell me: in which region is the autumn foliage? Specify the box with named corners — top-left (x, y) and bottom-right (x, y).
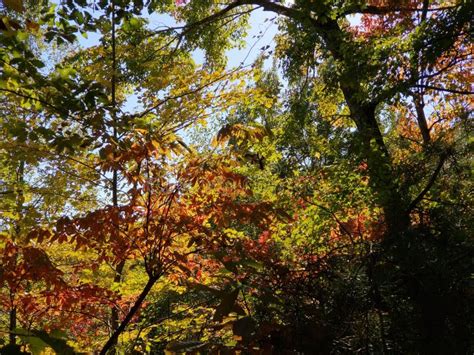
top-left (0, 0), bottom-right (472, 353)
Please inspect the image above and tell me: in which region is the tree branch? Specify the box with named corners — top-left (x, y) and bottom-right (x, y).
top-left (407, 152), bottom-right (448, 213)
top-left (99, 275), bottom-right (159, 355)
top-left (341, 4), bottom-right (460, 17)
top-left (414, 85), bottom-right (474, 95)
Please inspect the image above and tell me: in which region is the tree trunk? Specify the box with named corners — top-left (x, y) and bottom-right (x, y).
top-left (9, 305), bottom-right (16, 345)
top-left (346, 99), bottom-right (409, 234)
top-left (108, 2), bottom-right (124, 353)
top-left (109, 260), bottom-right (125, 351)
top-left (413, 94), bottom-right (431, 146)
top-left (234, 0), bottom-right (411, 239)
top-left (100, 276), bottom-right (158, 355)
top-left (9, 159), bottom-right (25, 345)
top-left (319, 19), bottom-right (410, 236)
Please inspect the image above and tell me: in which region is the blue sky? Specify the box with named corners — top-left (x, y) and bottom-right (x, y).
top-left (78, 7), bottom-right (278, 69)
top-left (76, 7), bottom-right (278, 115)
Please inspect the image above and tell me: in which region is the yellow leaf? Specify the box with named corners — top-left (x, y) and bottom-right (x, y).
top-left (134, 128), bottom-right (148, 135)
top-left (26, 20), bottom-right (39, 32)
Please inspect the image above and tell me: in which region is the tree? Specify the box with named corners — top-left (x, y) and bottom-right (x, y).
top-left (0, 0), bottom-right (472, 353)
top-left (169, 0), bottom-right (472, 352)
top-left (173, 0), bottom-right (471, 233)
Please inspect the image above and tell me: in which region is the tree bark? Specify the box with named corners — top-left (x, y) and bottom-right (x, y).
top-left (413, 93), bottom-right (431, 145)
top-left (109, 260), bottom-right (125, 349)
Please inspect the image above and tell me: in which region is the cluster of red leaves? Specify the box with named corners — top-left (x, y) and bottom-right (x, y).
top-left (352, 0), bottom-right (422, 37)
top-left (0, 240), bottom-right (65, 290)
top-left (0, 238), bottom-right (116, 341)
top-left (330, 211), bottom-right (386, 244)
top-left (53, 206), bottom-right (136, 264)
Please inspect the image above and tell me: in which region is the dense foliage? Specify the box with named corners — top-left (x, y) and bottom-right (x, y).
top-left (0, 0), bottom-right (472, 353)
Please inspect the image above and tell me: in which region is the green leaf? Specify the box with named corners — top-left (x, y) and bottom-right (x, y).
top-left (31, 59), bottom-right (45, 68)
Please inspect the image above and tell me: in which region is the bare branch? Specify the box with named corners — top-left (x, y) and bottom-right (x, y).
top-left (407, 152), bottom-right (449, 213)
top-left (414, 85), bottom-right (474, 95)
top-left (341, 4), bottom-right (460, 17)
